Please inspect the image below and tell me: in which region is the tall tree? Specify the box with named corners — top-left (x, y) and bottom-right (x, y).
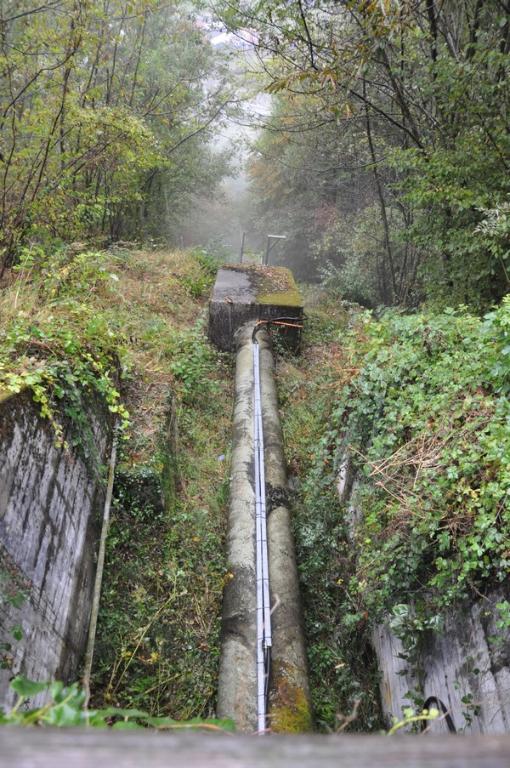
top-left (0, 0), bottom-right (231, 271)
top-left (217, 0), bottom-right (510, 307)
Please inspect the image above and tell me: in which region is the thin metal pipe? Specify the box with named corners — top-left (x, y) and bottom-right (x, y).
top-left (253, 338), bottom-right (272, 733)
top-left (253, 349), bottom-right (265, 733)
top-left (256, 375), bottom-right (272, 650)
top-left (82, 425), bottom-right (118, 708)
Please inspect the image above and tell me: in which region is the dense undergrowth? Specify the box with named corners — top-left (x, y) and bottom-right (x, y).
top-left (0, 244), bottom-right (233, 723)
top-left (279, 290), bottom-right (510, 731)
top-left (92, 330), bottom-right (232, 718)
top-left (334, 302), bottom-right (510, 650)
top-left (0, 249), bottom-right (130, 453)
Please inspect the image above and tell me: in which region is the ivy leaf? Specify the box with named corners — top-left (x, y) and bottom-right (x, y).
top-left (11, 676), bottom-right (49, 698)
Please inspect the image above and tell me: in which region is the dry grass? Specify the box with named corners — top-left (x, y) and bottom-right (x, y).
top-left (355, 407), bottom-right (495, 542)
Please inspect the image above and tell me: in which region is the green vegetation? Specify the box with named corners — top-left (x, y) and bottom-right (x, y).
top-left (92, 339), bottom-right (232, 718)
top-left (279, 296), bottom-right (508, 730)
top-left (0, 1), bottom-right (229, 271)
top-left (0, 244), bottom-right (233, 723)
top-left (220, 0), bottom-right (510, 309)
top-left (332, 300), bottom-right (510, 647)
top-left (0, 249), bottom-right (129, 452)
top-left (0, 676), bottom-right (234, 731)
top-left (1, 0), bottom-right (509, 738)
top-left (278, 288), bottom-right (510, 730)
top-left (86, 248), bottom-right (233, 720)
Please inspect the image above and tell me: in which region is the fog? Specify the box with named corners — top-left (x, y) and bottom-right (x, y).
top-left (180, 27), bottom-right (276, 263)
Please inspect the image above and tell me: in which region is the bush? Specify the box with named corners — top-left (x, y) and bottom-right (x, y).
top-left (331, 298), bottom-right (510, 635)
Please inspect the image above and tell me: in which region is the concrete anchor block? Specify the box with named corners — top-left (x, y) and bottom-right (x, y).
top-left (208, 265), bottom-right (303, 353)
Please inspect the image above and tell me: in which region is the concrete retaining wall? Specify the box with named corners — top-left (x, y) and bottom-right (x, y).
top-left (208, 266), bottom-right (303, 353)
top-left (0, 390), bottom-right (112, 709)
top-left (372, 591), bottom-right (510, 734)
top-left (339, 453), bottom-right (510, 734)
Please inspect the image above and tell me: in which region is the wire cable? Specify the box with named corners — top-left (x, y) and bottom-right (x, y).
top-left (253, 335), bottom-right (272, 733)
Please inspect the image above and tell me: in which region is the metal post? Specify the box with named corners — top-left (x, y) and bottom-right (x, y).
top-left (264, 235), bottom-right (286, 266)
top-left (240, 231), bottom-right (246, 263)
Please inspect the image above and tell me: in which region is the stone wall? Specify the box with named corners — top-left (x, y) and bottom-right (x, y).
top-left (372, 592), bottom-right (510, 734)
top-left (0, 390), bottom-right (112, 709)
top-left (338, 454), bottom-right (510, 734)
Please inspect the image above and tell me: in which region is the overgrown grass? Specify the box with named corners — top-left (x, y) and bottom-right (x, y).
top-left (91, 346), bottom-right (233, 717)
top-left (84, 248), bottom-right (233, 718)
top-left (0, 244), bottom-right (233, 721)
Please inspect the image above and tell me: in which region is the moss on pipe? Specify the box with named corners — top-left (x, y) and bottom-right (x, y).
top-left (270, 663), bottom-right (313, 733)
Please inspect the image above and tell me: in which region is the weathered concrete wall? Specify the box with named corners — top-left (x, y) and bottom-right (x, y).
top-left (338, 454), bottom-right (510, 734)
top-left (0, 390), bottom-right (112, 709)
top-left (372, 592), bottom-right (510, 734)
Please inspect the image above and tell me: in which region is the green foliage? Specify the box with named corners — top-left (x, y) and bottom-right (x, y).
top-left (1, 245), bottom-right (230, 723)
top-left (92, 390), bottom-right (231, 719)
top-left (179, 249), bottom-right (220, 299)
top-left (495, 601), bottom-right (510, 633)
top-left (0, 676), bottom-right (234, 731)
top-left (387, 705), bottom-right (440, 736)
top-left (168, 319), bottom-right (221, 404)
top-left (280, 290), bottom-right (509, 727)
top-left (0, 560), bottom-right (29, 671)
top-left (294, 450), bottom-right (383, 732)
top-left (191, 247), bottom-right (222, 279)
top-left (390, 134), bottom-right (510, 309)
top-left (0, 249), bottom-right (129, 447)
top-left (88, 252), bottom-right (232, 720)
top-left (475, 201), bottom-right (510, 291)
top-left (224, 0), bottom-right (510, 308)
top-left (330, 297), bottom-right (510, 640)
top-left (0, 0), bottom-right (229, 265)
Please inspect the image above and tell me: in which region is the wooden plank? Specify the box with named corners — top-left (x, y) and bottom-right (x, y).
top-left (1, 729), bottom-right (510, 768)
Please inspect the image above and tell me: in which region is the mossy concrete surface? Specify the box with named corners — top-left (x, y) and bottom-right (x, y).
top-left (217, 324), bottom-right (311, 733)
top-left (208, 265), bottom-right (303, 352)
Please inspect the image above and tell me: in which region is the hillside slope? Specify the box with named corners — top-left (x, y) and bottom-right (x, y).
top-left (0, 246), bottom-right (233, 718)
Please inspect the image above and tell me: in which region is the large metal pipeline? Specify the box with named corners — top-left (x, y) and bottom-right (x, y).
top-left (217, 323), bottom-right (311, 733)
